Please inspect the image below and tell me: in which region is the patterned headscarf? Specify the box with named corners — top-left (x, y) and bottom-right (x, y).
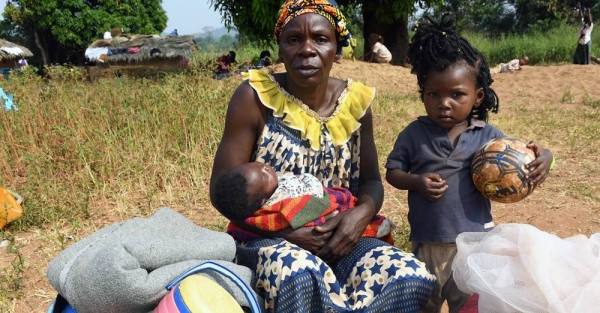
top-left (274, 0), bottom-right (351, 50)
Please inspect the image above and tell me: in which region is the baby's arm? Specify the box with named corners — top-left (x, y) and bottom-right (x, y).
top-left (386, 169), bottom-right (448, 202)
top-left (525, 141), bottom-right (554, 186)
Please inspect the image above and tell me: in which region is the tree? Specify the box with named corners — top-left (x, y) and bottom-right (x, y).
top-left (201, 26), bottom-right (216, 43)
top-left (218, 34), bottom-right (237, 50)
top-left (426, 0), bottom-right (517, 37)
top-left (209, 0), bottom-right (443, 66)
top-left (359, 0), bottom-right (429, 65)
top-left (2, 0), bottom-right (167, 66)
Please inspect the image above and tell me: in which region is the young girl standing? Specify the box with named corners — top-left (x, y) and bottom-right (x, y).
top-left (385, 15), bottom-right (554, 313)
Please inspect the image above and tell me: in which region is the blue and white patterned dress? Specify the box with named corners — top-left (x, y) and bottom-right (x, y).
top-left (233, 69), bottom-right (435, 313)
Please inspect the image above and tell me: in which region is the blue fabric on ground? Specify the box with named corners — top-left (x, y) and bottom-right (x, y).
top-left (1, 88), bottom-right (16, 111)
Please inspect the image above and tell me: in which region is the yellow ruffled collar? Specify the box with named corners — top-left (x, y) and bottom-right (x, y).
top-left (243, 69), bottom-right (375, 150)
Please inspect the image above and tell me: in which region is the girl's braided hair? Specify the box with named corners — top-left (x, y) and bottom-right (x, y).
top-left (408, 13), bottom-right (499, 122)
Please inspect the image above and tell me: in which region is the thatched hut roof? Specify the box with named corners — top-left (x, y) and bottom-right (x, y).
top-left (85, 35), bottom-right (198, 63)
top-left (0, 39), bottom-right (34, 61)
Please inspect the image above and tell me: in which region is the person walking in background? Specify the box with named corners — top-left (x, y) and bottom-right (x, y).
top-left (490, 55), bottom-right (529, 74)
top-left (573, 2), bottom-right (593, 64)
top-left (210, 0), bottom-right (436, 311)
top-left (363, 33), bottom-right (392, 63)
top-left (385, 14), bottom-right (554, 313)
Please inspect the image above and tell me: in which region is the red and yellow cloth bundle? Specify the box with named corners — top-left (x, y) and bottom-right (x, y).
top-left (227, 187), bottom-right (393, 244)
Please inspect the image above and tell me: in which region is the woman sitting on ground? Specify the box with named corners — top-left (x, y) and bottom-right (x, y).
top-left (209, 0), bottom-right (435, 312)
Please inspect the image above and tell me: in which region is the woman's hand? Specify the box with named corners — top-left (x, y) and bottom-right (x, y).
top-left (313, 204), bottom-right (374, 263)
top-left (282, 226), bottom-right (334, 254)
top-left (525, 141), bottom-right (553, 186)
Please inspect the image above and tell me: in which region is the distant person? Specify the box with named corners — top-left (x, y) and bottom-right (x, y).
top-left (215, 50), bottom-right (237, 79)
top-left (170, 29), bottom-right (179, 36)
top-left (179, 57), bottom-right (190, 70)
top-left (214, 162), bottom-right (395, 243)
top-left (257, 50), bottom-right (272, 67)
top-left (227, 50), bottom-right (236, 64)
top-left (364, 33), bottom-right (392, 63)
top-left (340, 37), bottom-right (357, 62)
top-left (573, 2), bottom-right (593, 64)
top-left (17, 57), bottom-right (28, 69)
top-left (491, 55), bottom-right (529, 74)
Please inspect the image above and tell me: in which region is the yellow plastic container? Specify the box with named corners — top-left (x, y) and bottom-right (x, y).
top-left (0, 187), bottom-right (23, 228)
top-left (179, 275), bottom-right (244, 313)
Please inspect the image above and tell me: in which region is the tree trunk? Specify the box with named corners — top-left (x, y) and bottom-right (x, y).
top-left (383, 18), bottom-right (409, 66)
top-left (362, 10), bottom-right (409, 66)
top-left (33, 31), bottom-right (49, 65)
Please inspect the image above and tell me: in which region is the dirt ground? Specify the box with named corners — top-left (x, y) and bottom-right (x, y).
top-left (2, 61), bottom-right (600, 312)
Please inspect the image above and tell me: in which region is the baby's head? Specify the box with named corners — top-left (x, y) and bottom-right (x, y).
top-left (519, 55), bottom-right (529, 66)
top-left (408, 15), bottom-right (499, 123)
top-left (214, 162), bottom-right (278, 221)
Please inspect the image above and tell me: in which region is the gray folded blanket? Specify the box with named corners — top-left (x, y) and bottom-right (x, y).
top-left (47, 207), bottom-right (260, 313)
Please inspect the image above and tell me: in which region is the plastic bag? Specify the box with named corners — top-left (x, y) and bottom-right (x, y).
top-left (452, 223), bottom-right (600, 313)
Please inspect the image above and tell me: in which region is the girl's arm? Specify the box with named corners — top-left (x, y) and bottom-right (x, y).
top-left (210, 81), bottom-right (263, 203)
top-left (386, 169), bottom-right (448, 202)
top-left (368, 46), bottom-right (375, 62)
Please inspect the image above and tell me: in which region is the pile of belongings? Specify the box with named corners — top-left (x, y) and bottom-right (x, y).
top-left (46, 207), bottom-right (263, 313)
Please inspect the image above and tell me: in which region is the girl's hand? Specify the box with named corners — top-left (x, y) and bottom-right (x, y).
top-left (525, 141), bottom-right (553, 186)
top-left (417, 173), bottom-right (448, 201)
top-left (313, 204), bottom-right (373, 263)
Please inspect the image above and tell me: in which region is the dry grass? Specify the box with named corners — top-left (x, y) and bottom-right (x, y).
top-left (0, 62), bottom-right (599, 312)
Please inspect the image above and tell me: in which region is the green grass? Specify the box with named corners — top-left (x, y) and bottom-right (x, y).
top-left (465, 23), bottom-right (600, 65)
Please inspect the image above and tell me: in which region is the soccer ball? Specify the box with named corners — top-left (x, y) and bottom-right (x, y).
top-left (471, 137), bottom-right (536, 203)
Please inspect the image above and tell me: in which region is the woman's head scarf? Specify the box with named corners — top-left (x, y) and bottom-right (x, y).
top-left (274, 0), bottom-right (351, 51)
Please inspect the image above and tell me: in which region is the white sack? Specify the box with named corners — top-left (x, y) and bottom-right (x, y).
top-left (453, 223), bottom-right (600, 313)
